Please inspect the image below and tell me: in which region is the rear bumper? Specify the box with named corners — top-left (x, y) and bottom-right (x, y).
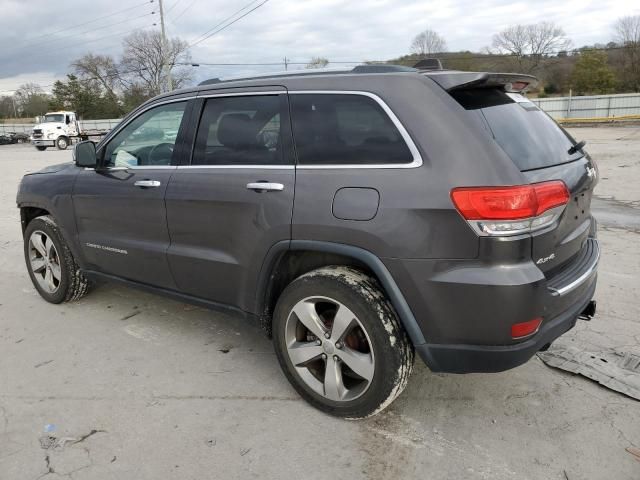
top-left (384, 236), bottom-right (599, 373)
top-left (417, 278), bottom-right (596, 373)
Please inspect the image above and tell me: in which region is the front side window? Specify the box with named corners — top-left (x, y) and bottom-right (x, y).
top-left (290, 94), bottom-right (413, 165)
top-left (193, 95), bottom-right (286, 166)
top-left (103, 102), bottom-right (187, 168)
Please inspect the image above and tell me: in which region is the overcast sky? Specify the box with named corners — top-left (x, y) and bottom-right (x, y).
top-left (1, 0), bottom-right (639, 94)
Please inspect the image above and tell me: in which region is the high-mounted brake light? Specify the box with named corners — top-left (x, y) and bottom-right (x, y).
top-left (451, 181), bottom-right (569, 236)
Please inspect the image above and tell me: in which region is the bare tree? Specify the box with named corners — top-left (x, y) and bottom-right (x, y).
top-left (72, 54), bottom-right (121, 99)
top-left (305, 57), bottom-right (329, 69)
top-left (411, 29), bottom-right (447, 56)
top-left (614, 15), bottom-right (640, 91)
top-left (14, 83), bottom-right (49, 118)
top-left (492, 22), bottom-right (571, 72)
top-left (119, 30), bottom-right (193, 96)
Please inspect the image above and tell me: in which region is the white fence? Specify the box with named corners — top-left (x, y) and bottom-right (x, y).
top-left (0, 118), bottom-right (122, 135)
top-left (530, 93), bottom-right (640, 119)
top-left (2, 92), bottom-right (640, 134)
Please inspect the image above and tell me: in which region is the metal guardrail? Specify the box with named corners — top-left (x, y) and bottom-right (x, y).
top-left (0, 119), bottom-right (122, 135)
top-left (530, 93), bottom-right (640, 120)
top-left (2, 93), bottom-right (640, 134)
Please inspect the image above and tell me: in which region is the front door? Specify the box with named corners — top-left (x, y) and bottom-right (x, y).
top-left (165, 92), bottom-right (295, 312)
top-left (73, 100), bottom-right (190, 289)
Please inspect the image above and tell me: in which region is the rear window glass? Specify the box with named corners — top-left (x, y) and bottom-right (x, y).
top-left (290, 94), bottom-right (413, 165)
top-left (451, 88), bottom-right (583, 171)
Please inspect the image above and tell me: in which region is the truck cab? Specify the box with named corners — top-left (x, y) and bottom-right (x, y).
top-left (31, 111), bottom-right (79, 151)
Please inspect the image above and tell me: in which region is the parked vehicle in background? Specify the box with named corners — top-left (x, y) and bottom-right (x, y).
top-left (0, 131), bottom-right (30, 145)
top-left (31, 111), bottom-right (111, 151)
top-left (16, 65), bottom-right (599, 418)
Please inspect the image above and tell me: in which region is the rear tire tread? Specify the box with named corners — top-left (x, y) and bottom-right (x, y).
top-left (274, 265), bottom-right (414, 419)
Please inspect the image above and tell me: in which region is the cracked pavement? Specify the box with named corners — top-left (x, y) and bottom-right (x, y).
top-left (0, 127), bottom-right (639, 479)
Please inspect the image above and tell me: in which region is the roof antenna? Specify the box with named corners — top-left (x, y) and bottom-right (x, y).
top-left (413, 58), bottom-right (443, 71)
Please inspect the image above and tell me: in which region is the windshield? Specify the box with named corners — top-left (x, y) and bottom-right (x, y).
top-left (44, 114), bottom-right (64, 123)
top-left (451, 89), bottom-right (583, 171)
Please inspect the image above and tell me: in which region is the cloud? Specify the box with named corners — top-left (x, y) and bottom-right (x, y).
top-left (0, 0), bottom-right (638, 91)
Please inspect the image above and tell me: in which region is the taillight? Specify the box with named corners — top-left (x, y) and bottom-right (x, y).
top-left (511, 317), bottom-right (542, 339)
top-left (451, 181), bottom-right (569, 236)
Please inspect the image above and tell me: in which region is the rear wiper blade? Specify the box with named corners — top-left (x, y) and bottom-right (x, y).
top-left (568, 140), bottom-right (586, 155)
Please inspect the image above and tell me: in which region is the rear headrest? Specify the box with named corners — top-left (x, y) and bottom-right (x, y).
top-left (217, 113), bottom-right (256, 148)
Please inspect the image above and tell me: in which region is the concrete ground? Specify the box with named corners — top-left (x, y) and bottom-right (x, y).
top-left (0, 127), bottom-right (639, 480)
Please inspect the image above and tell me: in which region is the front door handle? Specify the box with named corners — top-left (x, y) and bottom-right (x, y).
top-left (134, 180), bottom-right (161, 188)
top-left (246, 182), bottom-right (284, 192)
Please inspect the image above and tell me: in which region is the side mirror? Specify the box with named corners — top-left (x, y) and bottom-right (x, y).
top-left (73, 140), bottom-right (97, 168)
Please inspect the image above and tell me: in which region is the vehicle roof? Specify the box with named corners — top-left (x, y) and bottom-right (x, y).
top-left (142, 65), bottom-right (537, 109)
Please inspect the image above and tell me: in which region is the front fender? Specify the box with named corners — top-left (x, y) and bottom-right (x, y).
top-left (17, 165), bottom-right (86, 267)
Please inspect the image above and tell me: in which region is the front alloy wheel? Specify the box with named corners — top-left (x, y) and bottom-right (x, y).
top-left (28, 230), bottom-right (62, 293)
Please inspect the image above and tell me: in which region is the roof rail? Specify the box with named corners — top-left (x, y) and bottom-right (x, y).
top-left (197, 64), bottom-right (418, 86)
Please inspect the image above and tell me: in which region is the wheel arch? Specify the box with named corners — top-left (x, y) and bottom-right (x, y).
top-left (19, 204), bottom-right (87, 270)
top-left (256, 240), bottom-right (427, 348)
top-left (20, 205), bottom-right (51, 233)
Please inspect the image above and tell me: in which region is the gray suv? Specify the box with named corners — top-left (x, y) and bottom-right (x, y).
top-left (17, 66), bottom-right (599, 418)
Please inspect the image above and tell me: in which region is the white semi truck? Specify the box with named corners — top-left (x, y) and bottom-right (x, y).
top-left (31, 111), bottom-right (80, 150)
top-left (31, 111), bottom-right (111, 151)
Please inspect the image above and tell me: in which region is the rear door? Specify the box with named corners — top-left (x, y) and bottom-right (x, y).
top-left (73, 100), bottom-right (190, 289)
top-left (452, 88), bottom-right (597, 272)
top-left (165, 90), bottom-right (295, 312)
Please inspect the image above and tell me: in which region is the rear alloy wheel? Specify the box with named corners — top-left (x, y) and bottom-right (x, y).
top-left (56, 137), bottom-right (68, 150)
top-left (285, 296), bottom-right (375, 402)
top-left (273, 266), bottom-right (414, 419)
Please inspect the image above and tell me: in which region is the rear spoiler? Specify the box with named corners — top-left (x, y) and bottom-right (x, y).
top-left (424, 71), bottom-right (538, 92)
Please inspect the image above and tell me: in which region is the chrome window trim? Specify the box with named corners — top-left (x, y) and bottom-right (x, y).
top-left (84, 166), bottom-right (177, 171)
top-left (103, 90), bottom-right (423, 170)
top-left (99, 96), bottom-right (195, 148)
top-left (177, 165), bottom-right (294, 170)
top-left (288, 90), bottom-right (423, 169)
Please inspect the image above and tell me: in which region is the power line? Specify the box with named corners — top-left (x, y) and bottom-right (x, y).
top-left (165, 0), bottom-right (181, 14)
top-left (20, 1), bottom-right (154, 44)
top-left (15, 11), bottom-right (156, 51)
top-left (2, 20), bottom-right (157, 67)
top-left (189, 0), bottom-right (269, 47)
top-left (0, 44), bottom-right (632, 95)
top-left (172, 0), bottom-right (199, 23)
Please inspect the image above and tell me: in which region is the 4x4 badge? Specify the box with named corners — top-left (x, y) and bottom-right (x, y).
top-left (586, 165), bottom-right (596, 179)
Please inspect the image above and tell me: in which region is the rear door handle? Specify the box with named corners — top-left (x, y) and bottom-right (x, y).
top-left (134, 180), bottom-right (161, 188)
top-left (246, 182), bottom-right (284, 192)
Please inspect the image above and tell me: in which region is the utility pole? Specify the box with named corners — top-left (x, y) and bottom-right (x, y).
top-left (158, 0), bottom-right (173, 92)
top-left (283, 57), bottom-right (289, 71)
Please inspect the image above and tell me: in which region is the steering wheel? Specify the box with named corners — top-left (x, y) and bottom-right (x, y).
top-left (147, 143), bottom-right (174, 165)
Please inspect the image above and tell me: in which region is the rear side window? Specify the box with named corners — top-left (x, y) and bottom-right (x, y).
top-left (193, 95), bottom-right (287, 166)
top-left (451, 89), bottom-right (582, 171)
top-left (290, 94), bottom-right (413, 165)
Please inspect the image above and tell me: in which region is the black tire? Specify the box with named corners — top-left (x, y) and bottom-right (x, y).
top-left (272, 266), bottom-right (414, 419)
top-left (56, 137), bottom-right (68, 150)
top-left (36, 146), bottom-right (47, 151)
top-left (24, 215), bottom-right (89, 304)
